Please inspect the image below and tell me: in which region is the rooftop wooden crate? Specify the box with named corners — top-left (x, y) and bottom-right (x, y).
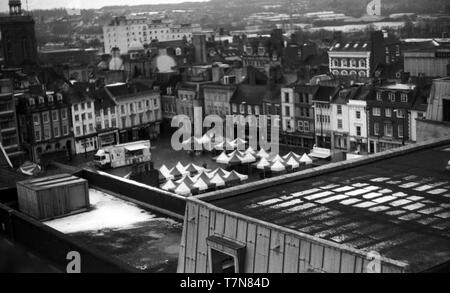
top-left (16, 174), bottom-right (90, 221)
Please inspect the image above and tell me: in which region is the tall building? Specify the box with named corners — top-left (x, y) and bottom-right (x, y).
top-left (0, 0), bottom-right (37, 67)
top-left (103, 17), bottom-right (201, 54)
top-left (0, 79), bottom-right (22, 165)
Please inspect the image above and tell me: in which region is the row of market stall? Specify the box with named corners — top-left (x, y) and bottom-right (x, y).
top-left (215, 147), bottom-right (314, 176)
top-left (158, 162), bottom-right (249, 196)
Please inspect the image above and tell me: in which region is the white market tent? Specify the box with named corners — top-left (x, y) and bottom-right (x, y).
top-left (256, 157), bottom-right (271, 170)
top-left (161, 179), bottom-right (176, 191)
top-left (256, 148), bottom-right (270, 158)
top-left (299, 153), bottom-right (313, 165)
top-left (216, 151), bottom-right (231, 164)
top-left (193, 178), bottom-right (209, 191)
top-left (174, 182), bottom-right (192, 196)
top-left (210, 173), bottom-right (226, 187)
top-left (240, 152), bottom-right (257, 163)
top-left (286, 156), bottom-right (300, 169)
top-left (270, 160), bottom-right (286, 172)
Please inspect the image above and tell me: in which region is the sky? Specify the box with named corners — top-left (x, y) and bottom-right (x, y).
top-left (0, 0), bottom-right (209, 12)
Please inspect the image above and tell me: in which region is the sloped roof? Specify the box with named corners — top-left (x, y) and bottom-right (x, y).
top-left (313, 85), bottom-right (339, 102)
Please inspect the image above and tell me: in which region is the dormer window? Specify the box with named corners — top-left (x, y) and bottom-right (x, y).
top-left (38, 96), bottom-right (45, 104)
top-left (29, 98), bottom-right (35, 106)
top-left (48, 95), bottom-right (54, 103)
top-left (56, 93), bottom-right (63, 102)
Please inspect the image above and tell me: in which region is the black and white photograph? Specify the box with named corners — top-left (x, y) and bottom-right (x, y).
top-left (0, 0), bottom-right (449, 277)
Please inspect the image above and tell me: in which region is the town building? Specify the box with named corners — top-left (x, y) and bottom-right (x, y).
top-left (104, 82), bottom-right (161, 143)
top-left (0, 79), bottom-right (23, 165)
top-left (16, 87), bottom-right (73, 162)
top-left (328, 31), bottom-right (385, 81)
top-left (367, 83), bottom-right (418, 153)
top-left (67, 83), bottom-right (98, 155)
top-left (0, 0), bottom-right (37, 67)
top-left (280, 84), bottom-right (317, 150)
top-left (312, 85), bottom-right (339, 149)
top-left (94, 88), bottom-right (120, 149)
top-left (330, 85), bottom-right (371, 158)
top-left (103, 16), bottom-right (201, 54)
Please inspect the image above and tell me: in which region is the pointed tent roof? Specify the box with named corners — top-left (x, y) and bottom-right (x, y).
top-left (170, 166), bottom-right (183, 178)
top-left (256, 148), bottom-right (270, 158)
top-left (174, 182), bottom-right (192, 196)
top-left (210, 173), bottom-right (226, 187)
top-left (282, 151), bottom-right (301, 160)
top-left (193, 178), bottom-right (209, 191)
top-left (227, 170), bottom-right (248, 182)
top-left (286, 156), bottom-right (300, 169)
top-left (257, 157), bottom-right (271, 170)
top-left (270, 154), bottom-right (285, 163)
top-left (224, 171), bottom-right (241, 184)
top-left (216, 151), bottom-right (230, 164)
top-left (245, 146), bottom-right (257, 155)
top-left (228, 152), bottom-right (243, 165)
top-left (299, 153), bottom-right (313, 165)
top-left (184, 163), bottom-right (198, 174)
top-left (271, 160), bottom-right (286, 172)
top-left (241, 152), bottom-right (256, 163)
top-left (161, 179), bottom-right (176, 191)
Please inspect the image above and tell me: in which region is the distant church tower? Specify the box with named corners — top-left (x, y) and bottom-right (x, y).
top-left (366, 0), bottom-right (382, 16)
top-left (0, 0), bottom-right (37, 67)
top-left (9, 0), bottom-right (23, 15)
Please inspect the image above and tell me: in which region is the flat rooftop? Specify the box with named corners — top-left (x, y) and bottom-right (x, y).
top-left (211, 144), bottom-right (450, 272)
top-left (44, 188), bottom-right (182, 273)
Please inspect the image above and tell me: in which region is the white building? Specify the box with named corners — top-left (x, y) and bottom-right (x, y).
top-left (104, 82), bottom-right (162, 143)
top-left (103, 16), bottom-right (201, 54)
top-left (328, 42), bottom-right (371, 79)
top-left (68, 84), bottom-right (98, 155)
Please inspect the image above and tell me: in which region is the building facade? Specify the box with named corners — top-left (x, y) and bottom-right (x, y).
top-left (17, 89), bottom-right (73, 163)
top-left (103, 16), bottom-right (201, 54)
top-left (367, 83), bottom-right (417, 153)
top-left (105, 82), bottom-right (161, 143)
top-left (404, 47), bottom-right (450, 78)
top-left (312, 86), bottom-right (338, 149)
top-left (0, 78), bottom-right (22, 165)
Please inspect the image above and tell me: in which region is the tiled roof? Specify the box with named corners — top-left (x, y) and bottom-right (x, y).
top-left (231, 84), bottom-right (268, 105)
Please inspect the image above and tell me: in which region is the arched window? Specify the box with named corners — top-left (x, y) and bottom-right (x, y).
top-left (341, 59), bottom-right (348, 67)
top-left (332, 70), bottom-right (340, 76)
top-left (359, 59), bottom-right (366, 68)
top-left (359, 71), bottom-right (366, 78)
top-left (341, 70), bottom-right (348, 76)
top-left (333, 59), bottom-right (339, 67)
top-left (350, 70), bottom-right (357, 76)
top-left (350, 59), bottom-right (357, 67)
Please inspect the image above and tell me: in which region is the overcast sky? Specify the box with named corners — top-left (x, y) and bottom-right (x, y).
top-left (1, 0), bottom-right (209, 12)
